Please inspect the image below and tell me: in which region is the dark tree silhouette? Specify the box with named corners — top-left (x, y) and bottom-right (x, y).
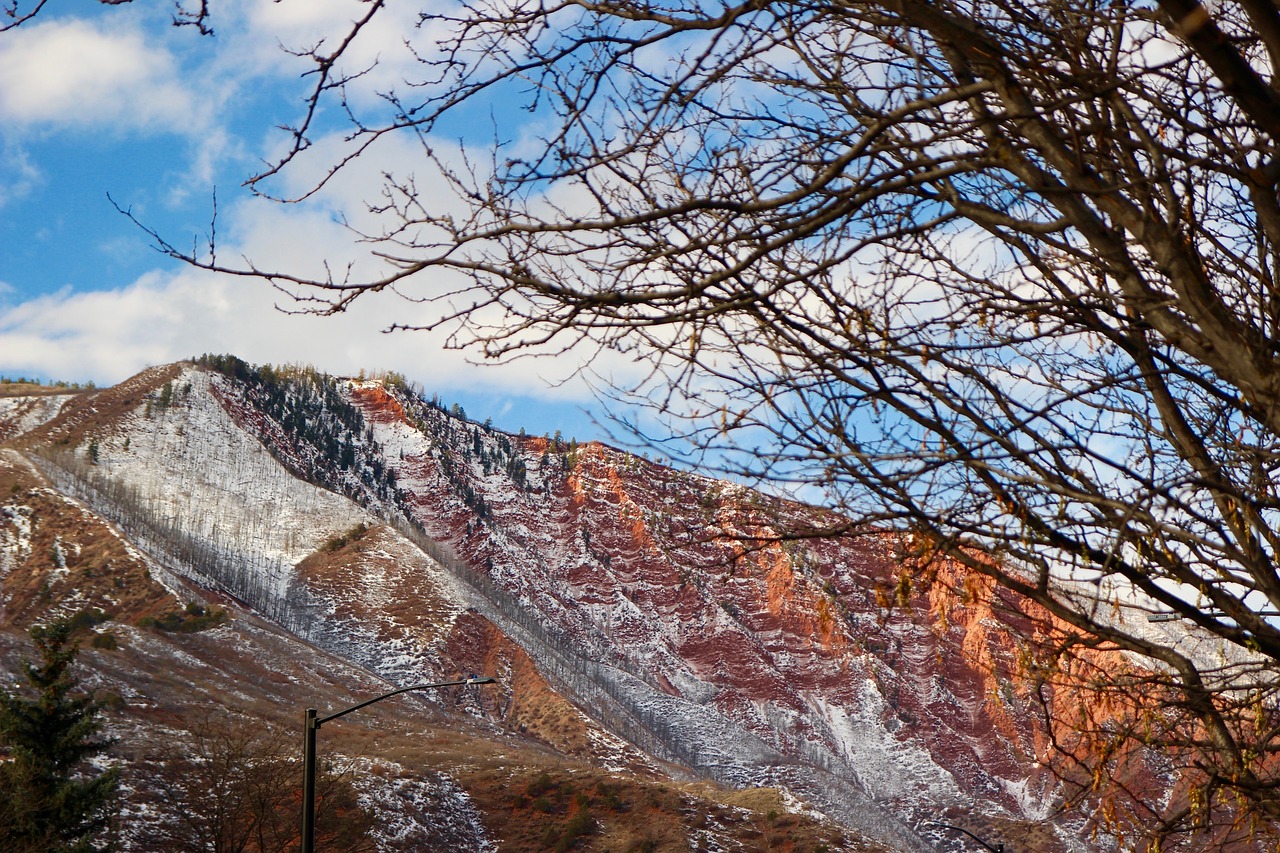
top-left (0, 620), bottom-right (119, 853)
top-left (167, 2), bottom-right (1280, 843)
top-left (17, 0), bottom-right (1280, 844)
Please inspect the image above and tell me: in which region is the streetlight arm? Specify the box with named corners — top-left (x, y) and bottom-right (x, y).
top-left (1147, 609), bottom-right (1280, 623)
top-left (930, 821), bottom-right (1005, 852)
top-left (314, 676), bottom-right (496, 727)
top-left (301, 675), bottom-right (497, 853)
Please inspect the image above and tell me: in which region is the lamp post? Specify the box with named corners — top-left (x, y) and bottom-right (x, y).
top-left (301, 675), bottom-right (497, 853)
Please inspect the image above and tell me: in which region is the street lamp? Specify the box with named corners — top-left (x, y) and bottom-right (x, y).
top-left (300, 675), bottom-right (497, 853)
top-left (1147, 609), bottom-right (1280, 623)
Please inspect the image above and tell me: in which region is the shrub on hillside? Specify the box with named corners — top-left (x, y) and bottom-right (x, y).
top-left (321, 523), bottom-right (370, 552)
top-left (137, 603), bottom-right (227, 633)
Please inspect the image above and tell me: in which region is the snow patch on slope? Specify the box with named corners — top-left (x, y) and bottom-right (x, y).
top-left (84, 366), bottom-right (369, 602)
top-left (357, 765), bottom-right (497, 852)
top-left (299, 524), bottom-right (476, 688)
top-left (808, 683), bottom-right (962, 804)
top-left (0, 501), bottom-right (33, 582)
top-left (0, 393), bottom-right (74, 440)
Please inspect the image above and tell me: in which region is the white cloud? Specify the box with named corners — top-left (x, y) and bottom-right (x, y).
top-left (0, 17), bottom-right (200, 133)
top-left (0, 107), bottom-right (635, 402)
top-left (0, 265), bottom-right (617, 443)
top-left (0, 262), bottom-right (604, 403)
top-left (0, 8), bottom-right (643, 436)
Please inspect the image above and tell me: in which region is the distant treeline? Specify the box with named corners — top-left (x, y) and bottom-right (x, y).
top-left (190, 352), bottom-right (577, 442)
top-left (0, 375), bottom-right (95, 390)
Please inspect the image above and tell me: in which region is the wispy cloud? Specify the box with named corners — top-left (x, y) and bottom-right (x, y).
top-left (0, 139), bottom-right (40, 208)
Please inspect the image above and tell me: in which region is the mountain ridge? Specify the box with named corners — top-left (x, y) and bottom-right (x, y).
top-left (0, 357), bottom-right (1158, 851)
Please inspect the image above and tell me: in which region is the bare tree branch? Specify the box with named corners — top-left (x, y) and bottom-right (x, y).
top-left (75, 0), bottom-right (1280, 843)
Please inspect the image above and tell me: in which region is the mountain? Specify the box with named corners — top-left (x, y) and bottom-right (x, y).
top-left (0, 357), bottom-right (1142, 851)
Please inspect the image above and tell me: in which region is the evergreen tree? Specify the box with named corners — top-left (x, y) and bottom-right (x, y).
top-left (0, 620), bottom-right (119, 852)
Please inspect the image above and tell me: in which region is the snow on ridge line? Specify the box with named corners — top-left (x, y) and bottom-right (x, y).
top-left (31, 366), bottom-right (486, 697)
top-left (110, 367), bottom-right (367, 583)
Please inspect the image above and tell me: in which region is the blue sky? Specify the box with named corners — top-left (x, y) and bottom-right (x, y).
top-left (0, 1), bottom-right (618, 444)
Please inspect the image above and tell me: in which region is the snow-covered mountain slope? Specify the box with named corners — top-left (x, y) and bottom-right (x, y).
top-left (2, 362), bottom-right (866, 853)
top-left (196, 360), bottom-right (1082, 850)
top-left (1, 357), bottom-right (1157, 851)
top-left (329, 380), bottom-right (1069, 852)
top-left (0, 388), bottom-right (76, 442)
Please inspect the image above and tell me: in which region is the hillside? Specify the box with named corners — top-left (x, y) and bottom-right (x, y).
top-left (0, 357), bottom-right (1158, 851)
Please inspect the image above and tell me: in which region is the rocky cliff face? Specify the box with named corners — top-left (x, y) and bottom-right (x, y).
top-left (202, 362), bottom-right (1085, 849)
top-left (0, 359), bottom-right (1159, 851)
